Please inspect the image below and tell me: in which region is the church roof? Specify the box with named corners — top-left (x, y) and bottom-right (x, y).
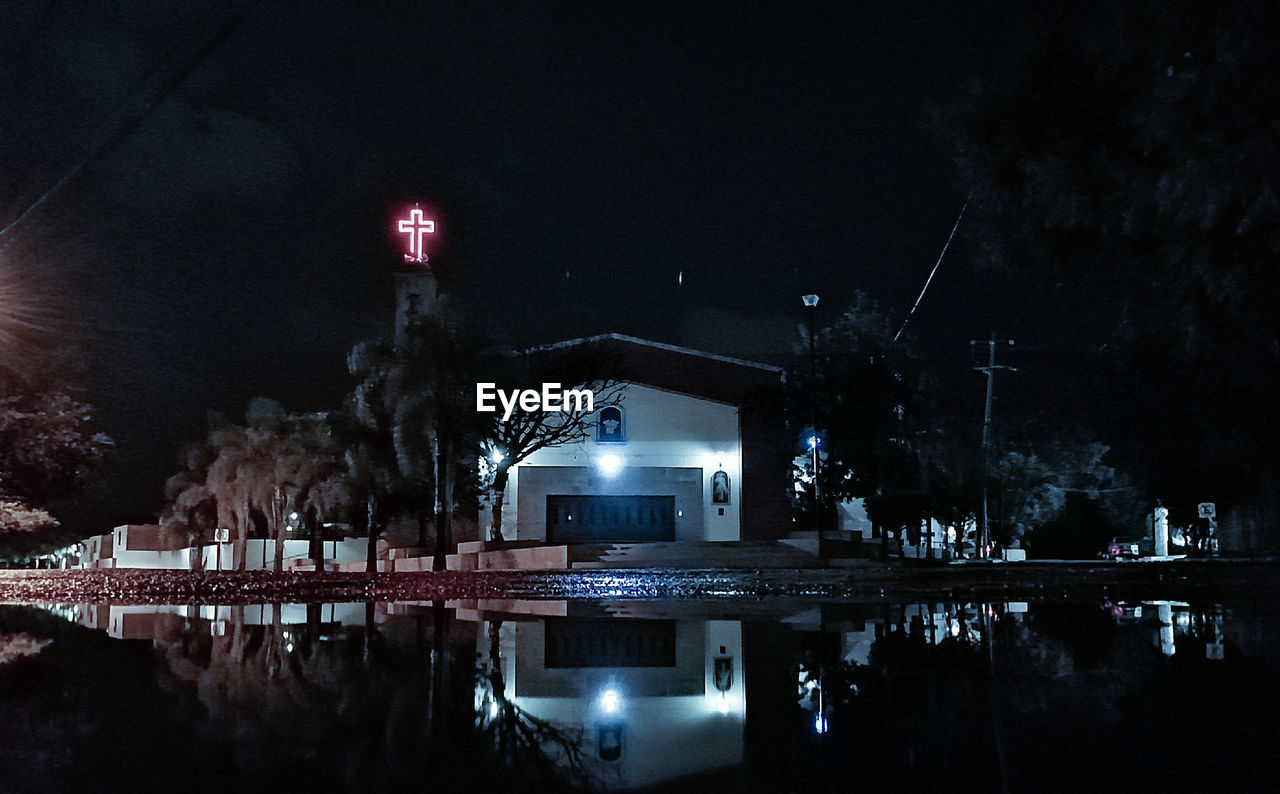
top-left (534, 333), bottom-right (784, 406)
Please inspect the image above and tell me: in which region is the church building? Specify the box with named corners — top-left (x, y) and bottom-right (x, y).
top-left (465, 333), bottom-right (795, 569)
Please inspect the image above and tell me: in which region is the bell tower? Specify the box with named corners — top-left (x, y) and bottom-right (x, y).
top-left (393, 205), bottom-right (442, 346)
top-left (394, 267), bottom-right (438, 346)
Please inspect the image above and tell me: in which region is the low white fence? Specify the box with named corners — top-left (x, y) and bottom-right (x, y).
top-left (80, 535), bottom-right (371, 571)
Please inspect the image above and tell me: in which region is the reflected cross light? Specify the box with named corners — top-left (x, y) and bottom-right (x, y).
top-left (397, 206), bottom-right (435, 262)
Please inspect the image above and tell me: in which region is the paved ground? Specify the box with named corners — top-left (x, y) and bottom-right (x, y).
top-left (2, 559), bottom-right (1277, 604)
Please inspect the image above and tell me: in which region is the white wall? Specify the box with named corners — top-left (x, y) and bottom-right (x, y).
top-left (504, 384), bottom-right (743, 542)
top-left (112, 547), bottom-right (193, 570)
top-left (71, 602), bottom-right (372, 639)
top-left (504, 618), bottom-right (745, 789)
top-left (78, 534), bottom-right (113, 569)
top-left (201, 538), bottom-right (364, 570)
top-left (78, 534), bottom-right (369, 571)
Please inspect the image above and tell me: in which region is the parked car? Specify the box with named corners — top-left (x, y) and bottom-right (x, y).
top-left (1106, 601), bottom-right (1143, 623)
top-left (1105, 537), bottom-right (1151, 560)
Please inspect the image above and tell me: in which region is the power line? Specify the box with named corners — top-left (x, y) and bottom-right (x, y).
top-left (893, 190), bottom-right (972, 342)
top-left (0, 0), bottom-right (263, 245)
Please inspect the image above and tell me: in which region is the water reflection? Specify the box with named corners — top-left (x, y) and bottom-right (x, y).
top-left (1, 597), bottom-right (1275, 792)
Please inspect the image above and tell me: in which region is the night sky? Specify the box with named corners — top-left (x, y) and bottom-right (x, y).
top-left (1, 1), bottom-right (1035, 528)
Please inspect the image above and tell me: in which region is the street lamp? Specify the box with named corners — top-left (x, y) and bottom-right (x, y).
top-left (802, 294), bottom-right (820, 536)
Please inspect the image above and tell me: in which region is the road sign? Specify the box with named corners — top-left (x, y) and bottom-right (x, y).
top-left (1198, 502), bottom-right (1216, 519)
top-left (214, 528), bottom-right (230, 542)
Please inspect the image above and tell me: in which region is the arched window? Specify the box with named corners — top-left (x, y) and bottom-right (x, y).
top-left (596, 405), bottom-right (626, 443)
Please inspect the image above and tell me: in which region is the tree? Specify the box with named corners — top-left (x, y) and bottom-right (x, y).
top-left (476, 620), bottom-right (591, 788)
top-left (479, 341), bottom-right (625, 543)
top-left (948, 0), bottom-right (1280, 519)
top-left (789, 292), bottom-right (928, 551)
top-left (0, 498), bottom-right (56, 535)
top-left (325, 403), bottom-right (395, 575)
top-left (0, 390), bottom-right (111, 551)
top-left (161, 401), bottom-right (347, 571)
top-left (345, 334), bottom-right (435, 572)
top-left (987, 437), bottom-right (1135, 551)
top-left (159, 444), bottom-right (218, 569)
top-left (417, 320), bottom-right (493, 570)
top-left (345, 315), bottom-right (494, 571)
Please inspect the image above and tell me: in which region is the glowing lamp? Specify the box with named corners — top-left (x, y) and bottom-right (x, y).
top-left (598, 689), bottom-right (622, 714)
top-left (490, 449), bottom-right (505, 464)
top-left (597, 453), bottom-right (623, 478)
top-left (808, 434), bottom-right (821, 449)
top-left (813, 715), bottom-right (829, 734)
top-left (802, 294), bottom-right (820, 308)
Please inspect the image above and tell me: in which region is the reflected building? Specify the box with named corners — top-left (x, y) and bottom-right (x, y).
top-left (472, 608), bottom-right (746, 789)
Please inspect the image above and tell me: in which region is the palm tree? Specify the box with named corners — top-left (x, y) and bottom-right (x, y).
top-left (160, 444), bottom-right (218, 570)
top-left (204, 423), bottom-right (255, 570)
top-left (346, 316), bottom-right (491, 571)
top-left (169, 401), bottom-right (347, 571)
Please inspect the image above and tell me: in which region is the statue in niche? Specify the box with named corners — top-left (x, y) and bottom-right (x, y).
top-left (597, 406), bottom-right (625, 442)
top-left (714, 655), bottom-right (734, 693)
top-left (712, 469), bottom-right (730, 504)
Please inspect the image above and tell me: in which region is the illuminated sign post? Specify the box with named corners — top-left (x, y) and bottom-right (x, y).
top-left (397, 206), bottom-right (436, 263)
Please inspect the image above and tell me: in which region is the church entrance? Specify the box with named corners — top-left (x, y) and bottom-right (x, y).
top-left (545, 495), bottom-right (676, 543)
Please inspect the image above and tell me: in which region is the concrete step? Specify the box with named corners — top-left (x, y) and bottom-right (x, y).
top-left (388, 546), bottom-right (430, 560)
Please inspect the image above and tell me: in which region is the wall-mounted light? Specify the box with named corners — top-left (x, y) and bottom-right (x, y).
top-left (598, 688), bottom-right (623, 714)
top-left (597, 453), bottom-right (623, 478)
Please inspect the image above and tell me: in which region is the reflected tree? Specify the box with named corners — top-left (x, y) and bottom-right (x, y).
top-left (475, 619), bottom-right (592, 790)
top-left (143, 604), bottom-right (591, 791)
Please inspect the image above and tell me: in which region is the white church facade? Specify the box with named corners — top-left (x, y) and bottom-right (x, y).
top-left (454, 333), bottom-right (798, 570)
top-left (501, 379), bottom-right (746, 545)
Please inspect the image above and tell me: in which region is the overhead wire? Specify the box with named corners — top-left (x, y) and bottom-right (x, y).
top-left (894, 190), bottom-right (972, 342)
top-left (0, 0), bottom-right (263, 246)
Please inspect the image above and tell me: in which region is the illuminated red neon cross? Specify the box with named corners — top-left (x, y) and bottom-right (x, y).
top-left (397, 207), bottom-right (435, 261)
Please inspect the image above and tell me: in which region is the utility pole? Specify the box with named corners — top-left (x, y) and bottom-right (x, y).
top-left (972, 334), bottom-right (1015, 559)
